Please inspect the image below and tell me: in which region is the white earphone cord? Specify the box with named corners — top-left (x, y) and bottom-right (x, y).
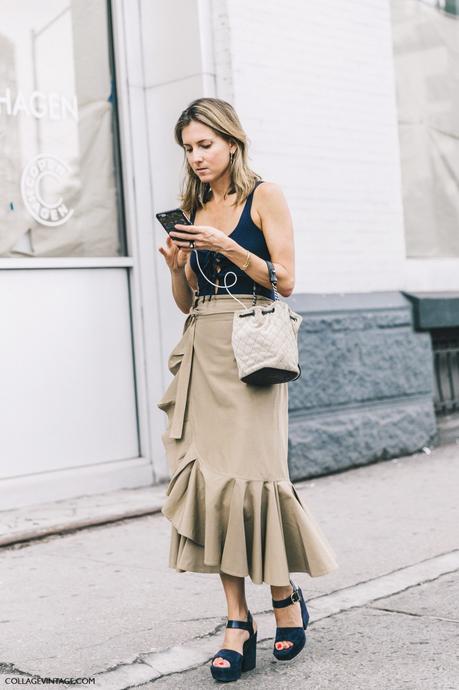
top-left (192, 249), bottom-right (252, 310)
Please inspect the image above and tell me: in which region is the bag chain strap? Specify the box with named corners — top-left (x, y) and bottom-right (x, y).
top-left (264, 260), bottom-right (279, 301)
top-left (253, 260), bottom-right (278, 304)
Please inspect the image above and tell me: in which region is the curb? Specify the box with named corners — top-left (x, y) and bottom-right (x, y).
top-left (0, 486), bottom-right (167, 548)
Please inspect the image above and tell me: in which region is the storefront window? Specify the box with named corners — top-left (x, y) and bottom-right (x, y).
top-left (0, 0), bottom-right (126, 257)
top-left (390, 0), bottom-right (459, 257)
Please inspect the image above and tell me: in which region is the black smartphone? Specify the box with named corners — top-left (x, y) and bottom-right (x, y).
top-left (155, 208), bottom-right (194, 235)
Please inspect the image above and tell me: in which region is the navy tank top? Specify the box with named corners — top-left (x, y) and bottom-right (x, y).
top-left (189, 180), bottom-right (275, 299)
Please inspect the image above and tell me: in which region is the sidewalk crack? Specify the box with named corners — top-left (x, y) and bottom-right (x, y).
top-left (369, 605), bottom-right (459, 624)
top-left (0, 661), bottom-right (41, 679)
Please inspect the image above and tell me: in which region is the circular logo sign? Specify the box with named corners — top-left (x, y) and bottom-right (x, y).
top-left (21, 154), bottom-right (74, 227)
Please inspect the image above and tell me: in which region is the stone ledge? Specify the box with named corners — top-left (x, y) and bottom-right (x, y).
top-left (402, 291), bottom-right (459, 330)
top-left (290, 328), bottom-right (433, 411)
top-left (287, 290), bottom-right (413, 315)
top-left (288, 397), bottom-right (436, 480)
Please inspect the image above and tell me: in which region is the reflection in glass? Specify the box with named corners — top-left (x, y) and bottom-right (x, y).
top-left (390, 0), bottom-right (459, 257)
top-left (0, 0), bottom-right (125, 257)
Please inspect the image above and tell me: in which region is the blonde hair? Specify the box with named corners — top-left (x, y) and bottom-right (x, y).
top-left (174, 97), bottom-right (262, 217)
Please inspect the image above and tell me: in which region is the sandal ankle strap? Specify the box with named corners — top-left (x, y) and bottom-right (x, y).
top-left (272, 580), bottom-right (301, 608)
top-left (226, 610), bottom-right (254, 635)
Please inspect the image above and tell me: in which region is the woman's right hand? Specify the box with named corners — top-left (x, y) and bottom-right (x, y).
top-left (158, 234), bottom-right (189, 272)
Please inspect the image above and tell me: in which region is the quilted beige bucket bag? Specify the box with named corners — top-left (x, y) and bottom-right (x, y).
top-left (232, 260), bottom-right (303, 385)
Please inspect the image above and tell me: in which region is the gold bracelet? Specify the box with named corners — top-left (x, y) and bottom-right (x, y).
top-left (241, 251), bottom-right (251, 271)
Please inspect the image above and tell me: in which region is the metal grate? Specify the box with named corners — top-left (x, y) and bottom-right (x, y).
top-left (431, 328), bottom-right (459, 415)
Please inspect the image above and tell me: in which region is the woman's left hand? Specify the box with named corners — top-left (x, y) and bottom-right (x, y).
top-left (170, 224), bottom-right (232, 253)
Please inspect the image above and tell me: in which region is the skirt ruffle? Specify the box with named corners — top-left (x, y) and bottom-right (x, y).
top-left (161, 441), bottom-right (338, 586)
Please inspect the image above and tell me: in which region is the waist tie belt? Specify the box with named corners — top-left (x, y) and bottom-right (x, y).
top-left (164, 293), bottom-right (273, 440)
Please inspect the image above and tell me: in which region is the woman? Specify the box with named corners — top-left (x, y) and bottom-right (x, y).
top-left (157, 97), bottom-right (338, 682)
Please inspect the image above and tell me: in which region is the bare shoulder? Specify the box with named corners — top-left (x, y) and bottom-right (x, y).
top-left (252, 181), bottom-right (290, 228)
top-left (255, 180), bottom-right (284, 199)
top-left (254, 181), bottom-right (288, 210)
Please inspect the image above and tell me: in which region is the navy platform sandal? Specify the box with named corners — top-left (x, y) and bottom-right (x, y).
top-left (272, 579), bottom-right (310, 661)
top-left (210, 610), bottom-right (257, 682)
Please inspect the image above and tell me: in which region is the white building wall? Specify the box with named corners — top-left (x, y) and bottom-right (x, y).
top-left (213, 0), bottom-right (407, 294)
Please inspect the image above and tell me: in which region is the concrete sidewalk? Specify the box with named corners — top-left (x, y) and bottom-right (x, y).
top-left (0, 443), bottom-right (458, 689)
top-left (145, 569), bottom-right (459, 690)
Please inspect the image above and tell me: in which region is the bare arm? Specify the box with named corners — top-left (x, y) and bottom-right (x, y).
top-left (185, 253), bottom-right (198, 292)
top-left (158, 234), bottom-right (194, 314)
top-left (170, 266), bottom-right (193, 314)
top-left (221, 182), bottom-right (295, 297)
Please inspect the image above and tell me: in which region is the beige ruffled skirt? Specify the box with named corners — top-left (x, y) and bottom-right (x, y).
top-left (157, 293), bottom-right (338, 586)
